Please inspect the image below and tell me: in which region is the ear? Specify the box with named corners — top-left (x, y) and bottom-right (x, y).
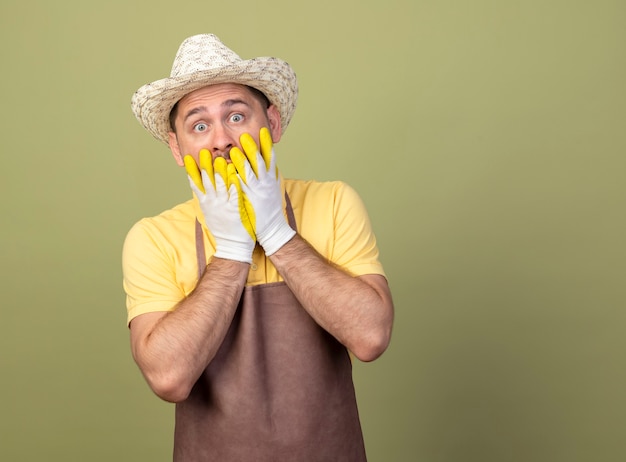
top-left (267, 105), bottom-right (283, 143)
top-left (168, 132), bottom-right (184, 167)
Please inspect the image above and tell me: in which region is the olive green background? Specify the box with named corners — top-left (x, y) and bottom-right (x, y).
top-left (1, 0), bottom-right (624, 461)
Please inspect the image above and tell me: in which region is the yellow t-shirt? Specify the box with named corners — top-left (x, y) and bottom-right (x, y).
top-left (122, 179), bottom-right (385, 325)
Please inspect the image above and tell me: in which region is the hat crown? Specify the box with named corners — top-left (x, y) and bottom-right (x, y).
top-left (170, 34), bottom-right (242, 78)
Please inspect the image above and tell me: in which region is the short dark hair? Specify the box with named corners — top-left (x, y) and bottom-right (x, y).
top-left (169, 85), bottom-right (270, 133)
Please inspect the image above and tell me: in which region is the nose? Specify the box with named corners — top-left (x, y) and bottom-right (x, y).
top-left (211, 123), bottom-right (236, 161)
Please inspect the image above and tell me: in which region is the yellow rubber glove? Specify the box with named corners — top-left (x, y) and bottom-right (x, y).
top-left (184, 152), bottom-right (255, 263)
top-left (230, 127), bottom-right (295, 256)
top-left (184, 149), bottom-right (214, 192)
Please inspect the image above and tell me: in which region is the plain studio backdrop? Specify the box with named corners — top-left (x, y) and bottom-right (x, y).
top-left (1, 1), bottom-right (624, 461)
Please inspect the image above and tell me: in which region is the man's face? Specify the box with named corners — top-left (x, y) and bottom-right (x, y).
top-left (168, 83), bottom-right (282, 167)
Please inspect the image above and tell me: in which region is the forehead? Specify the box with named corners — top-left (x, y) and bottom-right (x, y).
top-left (177, 83), bottom-right (256, 110)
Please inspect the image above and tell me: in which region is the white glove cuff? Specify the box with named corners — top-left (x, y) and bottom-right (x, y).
top-left (213, 245), bottom-right (254, 264)
top-left (259, 222), bottom-right (296, 256)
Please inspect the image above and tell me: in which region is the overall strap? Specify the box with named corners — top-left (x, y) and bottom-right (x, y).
top-left (195, 217), bottom-right (207, 281)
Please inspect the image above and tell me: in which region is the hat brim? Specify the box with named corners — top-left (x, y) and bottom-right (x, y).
top-left (131, 57), bottom-right (298, 146)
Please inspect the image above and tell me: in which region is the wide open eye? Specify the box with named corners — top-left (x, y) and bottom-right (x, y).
top-left (194, 123), bottom-right (208, 132)
top-left (230, 114), bottom-right (243, 123)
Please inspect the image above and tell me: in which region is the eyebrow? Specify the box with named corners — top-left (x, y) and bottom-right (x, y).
top-left (183, 99), bottom-right (251, 124)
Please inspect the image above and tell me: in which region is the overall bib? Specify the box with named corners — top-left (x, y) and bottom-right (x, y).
top-left (173, 195), bottom-right (367, 461)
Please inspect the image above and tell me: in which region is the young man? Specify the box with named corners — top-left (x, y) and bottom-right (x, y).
top-left (124, 34), bottom-right (394, 461)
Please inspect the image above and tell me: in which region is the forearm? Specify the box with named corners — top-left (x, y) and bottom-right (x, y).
top-left (132, 257), bottom-right (249, 402)
top-left (269, 234), bottom-right (393, 362)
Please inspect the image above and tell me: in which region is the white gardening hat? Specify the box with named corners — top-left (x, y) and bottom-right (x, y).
top-left (131, 34), bottom-right (298, 145)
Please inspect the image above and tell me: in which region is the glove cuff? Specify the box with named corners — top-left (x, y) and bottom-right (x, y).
top-left (213, 244), bottom-right (254, 264)
top-left (258, 221), bottom-right (296, 256)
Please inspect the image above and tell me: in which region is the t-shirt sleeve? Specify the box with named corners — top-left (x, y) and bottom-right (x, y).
top-left (122, 219), bottom-right (186, 325)
top-left (330, 182), bottom-right (386, 278)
